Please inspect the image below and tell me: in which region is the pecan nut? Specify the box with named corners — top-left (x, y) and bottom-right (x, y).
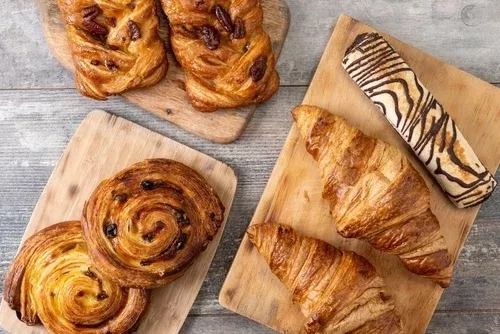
top-left (82, 20), bottom-right (108, 36)
top-left (201, 25), bottom-right (220, 50)
top-left (232, 17), bottom-right (245, 39)
top-left (127, 20), bottom-right (141, 41)
top-left (250, 55), bottom-right (268, 82)
top-left (215, 5), bottom-right (233, 32)
top-left (82, 5), bottom-right (101, 21)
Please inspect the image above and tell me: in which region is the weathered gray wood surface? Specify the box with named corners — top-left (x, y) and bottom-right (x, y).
top-left (1, 0), bottom-right (500, 332)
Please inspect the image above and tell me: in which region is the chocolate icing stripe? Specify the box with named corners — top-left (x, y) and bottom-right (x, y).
top-left (343, 32), bottom-right (497, 208)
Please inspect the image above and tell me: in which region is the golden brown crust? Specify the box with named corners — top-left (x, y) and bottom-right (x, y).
top-left (3, 221), bottom-right (149, 334)
top-left (161, 0), bottom-right (279, 112)
top-left (82, 159), bottom-right (225, 288)
top-left (292, 104), bottom-right (453, 288)
top-left (57, 0), bottom-right (168, 99)
top-left (247, 223), bottom-right (402, 334)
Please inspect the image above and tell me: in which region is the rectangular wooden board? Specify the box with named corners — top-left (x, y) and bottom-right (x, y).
top-left (0, 110), bottom-right (237, 334)
top-left (219, 14), bottom-right (500, 333)
top-left (38, 0), bottom-right (290, 143)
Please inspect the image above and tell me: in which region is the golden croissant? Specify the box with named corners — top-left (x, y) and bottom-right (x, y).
top-left (82, 159), bottom-right (225, 288)
top-left (248, 223), bottom-right (402, 333)
top-left (292, 105), bottom-right (453, 288)
top-left (4, 221), bottom-right (149, 334)
top-left (161, 0), bottom-right (279, 112)
top-left (57, 0), bottom-right (168, 99)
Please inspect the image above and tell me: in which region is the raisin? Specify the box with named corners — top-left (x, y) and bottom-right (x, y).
top-left (105, 223), bottom-right (118, 238)
top-left (140, 180), bottom-right (155, 190)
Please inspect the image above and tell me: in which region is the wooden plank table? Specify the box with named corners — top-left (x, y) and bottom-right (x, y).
top-left (1, 0), bottom-right (499, 332)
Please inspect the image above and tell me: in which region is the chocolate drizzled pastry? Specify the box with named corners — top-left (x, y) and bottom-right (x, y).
top-left (342, 32), bottom-right (496, 208)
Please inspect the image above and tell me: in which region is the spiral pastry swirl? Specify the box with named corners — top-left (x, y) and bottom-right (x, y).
top-left (3, 221), bottom-right (149, 334)
top-left (82, 159), bottom-right (225, 288)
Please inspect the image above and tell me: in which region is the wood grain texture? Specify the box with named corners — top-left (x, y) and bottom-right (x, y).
top-left (180, 312), bottom-right (500, 334)
top-left (0, 110), bottom-right (238, 334)
top-left (3, 1), bottom-right (500, 90)
top-left (219, 15), bottom-right (500, 333)
top-left (37, 0), bottom-right (290, 143)
top-left (0, 88), bottom-right (499, 334)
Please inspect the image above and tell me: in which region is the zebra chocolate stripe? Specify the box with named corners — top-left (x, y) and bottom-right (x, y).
top-left (342, 32), bottom-right (496, 208)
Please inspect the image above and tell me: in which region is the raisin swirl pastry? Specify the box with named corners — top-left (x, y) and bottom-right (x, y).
top-left (82, 159), bottom-right (225, 288)
top-left (57, 0), bottom-right (168, 99)
top-left (161, 0), bottom-right (279, 112)
top-left (4, 221), bottom-right (149, 334)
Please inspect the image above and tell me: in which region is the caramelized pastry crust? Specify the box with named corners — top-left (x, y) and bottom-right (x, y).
top-left (161, 0), bottom-right (279, 112)
top-left (82, 159), bottom-right (225, 288)
top-left (3, 221), bottom-right (149, 334)
top-left (57, 0), bottom-right (168, 99)
top-left (248, 223), bottom-right (402, 334)
top-left (292, 105), bottom-right (453, 287)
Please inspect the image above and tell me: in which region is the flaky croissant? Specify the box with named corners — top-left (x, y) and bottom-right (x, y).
top-left (57, 0), bottom-right (168, 99)
top-left (82, 159), bottom-right (225, 288)
top-left (4, 221), bottom-right (149, 334)
top-left (161, 0), bottom-right (279, 112)
top-left (248, 223), bottom-right (402, 334)
top-left (292, 105), bottom-right (453, 288)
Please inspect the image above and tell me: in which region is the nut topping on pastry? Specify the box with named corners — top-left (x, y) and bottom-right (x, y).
top-left (201, 25), bottom-right (220, 50)
top-left (127, 20), bottom-right (141, 41)
top-left (161, 0), bottom-right (279, 112)
top-left (215, 5), bottom-right (233, 33)
top-left (232, 17), bottom-right (246, 39)
top-left (57, 0), bottom-right (168, 99)
top-left (250, 55), bottom-right (268, 82)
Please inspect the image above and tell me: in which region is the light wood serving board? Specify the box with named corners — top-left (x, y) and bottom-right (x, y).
top-left (37, 0), bottom-right (289, 144)
top-left (219, 14), bottom-right (500, 333)
top-left (0, 110), bottom-right (237, 334)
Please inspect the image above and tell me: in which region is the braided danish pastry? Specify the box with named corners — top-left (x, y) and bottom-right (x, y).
top-left (161, 0), bottom-right (280, 112)
top-left (4, 221), bottom-right (149, 334)
top-left (57, 0), bottom-right (168, 99)
top-left (82, 159), bottom-right (225, 288)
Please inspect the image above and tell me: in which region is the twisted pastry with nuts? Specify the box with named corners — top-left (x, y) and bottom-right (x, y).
top-left (4, 221), bottom-right (149, 334)
top-left (248, 223), bottom-right (402, 333)
top-left (161, 0), bottom-right (280, 112)
top-left (82, 159), bottom-right (225, 288)
top-left (57, 0), bottom-right (168, 99)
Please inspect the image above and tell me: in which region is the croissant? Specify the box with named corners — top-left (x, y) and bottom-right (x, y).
top-left (248, 223), bottom-right (402, 334)
top-left (292, 105), bottom-right (453, 287)
top-left (161, 0), bottom-right (279, 112)
top-left (342, 32), bottom-right (496, 208)
top-left (82, 158), bottom-right (225, 288)
top-left (57, 0), bottom-right (168, 99)
top-left (3, 221), bottom-right (149, 333)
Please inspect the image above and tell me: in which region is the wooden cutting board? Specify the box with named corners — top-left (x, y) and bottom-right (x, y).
top-left (0, 110), bottom-right (237, 334)
top-left (37, 0), bottom-right (290, 143)
top-left (219, 14), bottom-right (500, 333)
